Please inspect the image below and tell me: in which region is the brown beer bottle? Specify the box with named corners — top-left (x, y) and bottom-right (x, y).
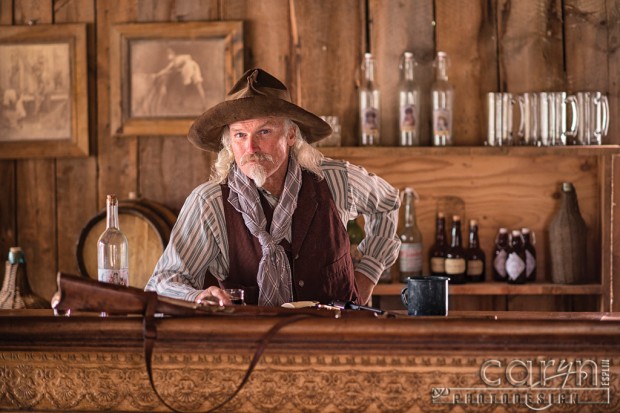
top-left (492, 228), bottom-right (509, 281)
top-left (465, 219), bottom-right (485, 282)
top-left (444, 215), bottom-right (466, 284)
top-left (521, 227), bottom-right (537, 282)
top-left (506, 230), bottom-right (527, 284)
top-left (429, 212), bottom-right (447, 276)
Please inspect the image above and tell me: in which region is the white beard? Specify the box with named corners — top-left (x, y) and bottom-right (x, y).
top-left (247, 164), bottom-right (268, 187)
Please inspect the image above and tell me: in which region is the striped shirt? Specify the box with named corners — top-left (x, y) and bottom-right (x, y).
top-left (145, 157), bottom-right (401, 302)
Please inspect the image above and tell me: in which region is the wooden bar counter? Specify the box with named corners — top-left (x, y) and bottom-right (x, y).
top-left (0, 310), bottom-right (618, 412)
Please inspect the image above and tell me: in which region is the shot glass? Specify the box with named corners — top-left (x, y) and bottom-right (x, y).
top-left (224, 288), bottom-right (245, 305)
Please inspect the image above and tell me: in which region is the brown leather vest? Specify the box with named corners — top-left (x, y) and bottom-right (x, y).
top-left (211, 170), bottom-right (357, 305)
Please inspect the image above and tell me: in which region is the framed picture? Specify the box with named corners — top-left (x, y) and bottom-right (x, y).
top-left (110, 21), bottom-right (244, 137)
top-left (0, 24), bottom-right (89, 159)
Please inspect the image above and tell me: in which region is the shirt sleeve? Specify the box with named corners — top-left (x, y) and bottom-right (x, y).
top-left (144, 183), bottom-right (226, 302)
top-left (322, 158), bottom-right (401, 284)
top-left (345, 162), bottom-right (401, 284)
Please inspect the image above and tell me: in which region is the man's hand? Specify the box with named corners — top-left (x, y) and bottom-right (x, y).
top-left (354, 271), bottom-right (375, 305)
top-left (195, 286), bottom-right (231, 306)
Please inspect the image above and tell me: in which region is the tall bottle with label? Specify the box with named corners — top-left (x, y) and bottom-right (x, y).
top-left (429, 212), bottom-right (447, 276)
top-left (431, 51), bottom-right (454, 146)
top-left (465, 219), bottom-right (485, 282)
top-left (398, 188), bottom-right (423, 281)
top-left (506, 230), bottom-right (527, 284)
top-left (493, 228), bottom-right (509, 281)
top-left (359, 53), bottom-right (380, 146)
top-left (445, 215), bottom-right (466, 284)
top-left (97, 194), bottom-right (129, 287)
top-left (398, 52), bottom-right (421, 146)
top-left (521, 227), bottom-right (537, 282)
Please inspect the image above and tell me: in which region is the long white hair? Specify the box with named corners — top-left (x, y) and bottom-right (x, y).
top-left (210, 119), bottom-right (325, 183)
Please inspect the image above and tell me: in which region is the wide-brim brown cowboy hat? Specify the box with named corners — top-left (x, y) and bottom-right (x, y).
top-left (188, 68), bottom-right (332, 152)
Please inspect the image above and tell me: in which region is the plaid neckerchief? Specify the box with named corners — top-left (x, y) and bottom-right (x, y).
top-left (226, 156), bottom-right (301, 306)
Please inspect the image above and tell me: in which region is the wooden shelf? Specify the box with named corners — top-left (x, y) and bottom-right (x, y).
top-left (373, 282), bottom-right (603, 296)
top-left (318, 144), bottom-right (620, 158)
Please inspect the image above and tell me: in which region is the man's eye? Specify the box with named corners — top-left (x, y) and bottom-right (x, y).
top-left (258, 129), bottom-right (271, 135)
top-left (233, 132), bottom-right (246, 139)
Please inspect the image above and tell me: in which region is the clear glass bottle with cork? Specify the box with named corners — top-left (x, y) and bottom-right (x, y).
top-left (97, 194), bottom-right (129, 287)
top-left (398, 51), bottom-right (421, 146)
top-left (431, 51), bottom-right (454, 146)
top-left (359, 52), bottom-right (380, 146)
top-left (398, 187), bottom-right (423, 281)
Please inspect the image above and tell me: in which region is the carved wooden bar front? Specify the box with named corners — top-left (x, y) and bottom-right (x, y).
top-left (0, 311), bottom-right (618, 412)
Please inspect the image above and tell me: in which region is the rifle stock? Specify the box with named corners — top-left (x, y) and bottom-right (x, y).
top-left (51, 272), bottom-right (349, 318)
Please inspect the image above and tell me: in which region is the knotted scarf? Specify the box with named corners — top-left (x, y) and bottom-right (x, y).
top-left (226, 156), bottom-right (302, 306)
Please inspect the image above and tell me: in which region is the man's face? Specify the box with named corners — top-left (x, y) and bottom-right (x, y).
top-left (229, 117), bottom-right (295, 191)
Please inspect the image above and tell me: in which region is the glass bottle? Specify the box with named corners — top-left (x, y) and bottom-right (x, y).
top-left (506, 230), bottom-right (527, 284)
top-left (431, 51), bottom-right (454, 146)
top-left (548, 182), bottom-right (587, 284)
top-left (359, 52), bottom-right (380, 146)
top-left (465, 219), bottom-right (486, 282)
top-left (429, 212), bottom-right (447, 276)
top-left (444, 215), bottom-right (466, 284)
top-left (521, 227), bottom-right (537, 282)
top-left (492, 228), bottom-right (509, 282)
top-left (97, 194), bottom-right (129, 287)
top-left (398, 52), bottom-right (421, 146)
top-left (347, 219), bottom-right (364, 269)
top-left (398, 188), bottom-right (423, 281)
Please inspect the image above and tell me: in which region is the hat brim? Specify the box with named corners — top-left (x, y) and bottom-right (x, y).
top-left (188, 96), bottom-right (332, 152)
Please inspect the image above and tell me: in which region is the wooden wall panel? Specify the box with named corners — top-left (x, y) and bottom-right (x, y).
top-left (223, 0), bottom-right (291, 82)
top-left (96, 1), bottom-right (139, 202)
top-left (292, 0), bottom-right (363, 147)
top-left (608, 0), bottom-right (620, 145)
top-left (12, 0), bottom-right (57, 300)
top-left (0, 0), bottom-right (14, 284)
top-left (370, 0), bottom-right (435, 147)
top-left (498, 0), bottom-right (564, 93)
top-left (54, 0), bottom-right (98, 281)
top-left (435, 0), bottom-right (498, 146)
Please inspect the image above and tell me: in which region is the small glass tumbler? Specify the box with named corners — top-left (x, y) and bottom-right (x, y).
top-left (224, 288), bottom-right (245, 305)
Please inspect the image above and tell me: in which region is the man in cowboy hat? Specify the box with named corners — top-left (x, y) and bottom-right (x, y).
top-left (146, 68), bottom-right (400, 307)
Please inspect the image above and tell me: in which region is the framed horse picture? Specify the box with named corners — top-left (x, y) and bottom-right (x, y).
top-left (110, 21), bottom-right (244, 137)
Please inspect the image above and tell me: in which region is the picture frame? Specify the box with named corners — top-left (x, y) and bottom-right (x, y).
top-left (0, 24), bottom-right (89, 159)
top-left (110, 21), bottom-right (244, 137)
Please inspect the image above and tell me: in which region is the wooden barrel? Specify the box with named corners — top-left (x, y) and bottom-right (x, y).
top-left (76, 195), bottom-right (177, 289)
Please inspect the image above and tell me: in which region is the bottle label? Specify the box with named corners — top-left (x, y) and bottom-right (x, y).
top-left (494, 250), bottom-right (507, 277)
top-left (98, 268), bottom-right (128, 286)
top-left (445, 258), bottom-right (466, 274)
top-left (361, 107), bottom-right (379, 136)
top-left (506, 253), bottom-right (526, 281)
top-left (400, 104), bottom-right (417, 132)
top-left (525, 250), bottom-right (536, 278)
top-left (433, 108), bottom-right (451, 137)
top-left (399, 243), bottom-right (423, 273)
top-left (467, 260), bottom-right (484, 276)
top-left (431, 257), bottom-right (445, 273)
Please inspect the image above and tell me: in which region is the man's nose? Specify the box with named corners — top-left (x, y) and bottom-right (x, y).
top-left (246, 134), bottom-right (260, 153)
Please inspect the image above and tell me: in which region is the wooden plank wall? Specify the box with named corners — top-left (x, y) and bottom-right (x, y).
top-left (0, 0), bottom-right (618, 312)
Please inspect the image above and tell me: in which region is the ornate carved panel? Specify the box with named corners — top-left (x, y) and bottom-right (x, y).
top-left (0, 351), bottom-right (617, 412)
